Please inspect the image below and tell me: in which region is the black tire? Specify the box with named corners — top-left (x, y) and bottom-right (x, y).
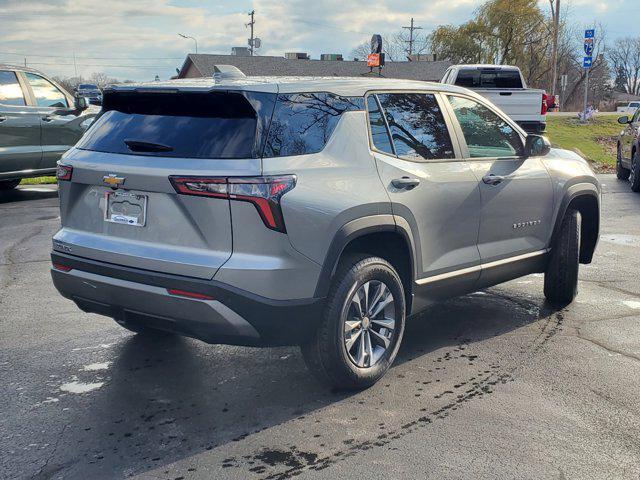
top-left (0, 179), bottom-right (21, 190)
top-left (301, 255), bottom-right (406, 390)
top-left (630, 150), bottom-right (640, 193)
top-left (616, 145), bottom-right (630, 180)
top-left (544, 210), bottom-right (581, 305)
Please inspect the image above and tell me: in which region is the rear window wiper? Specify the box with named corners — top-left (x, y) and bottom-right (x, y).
top-left (124, 139), bottom-right (174, 153)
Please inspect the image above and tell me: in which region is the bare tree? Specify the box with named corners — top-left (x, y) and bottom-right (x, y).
top-left (350, 31), bottom-right (430, 61)
top-left (608, 37), bottom-right (640, 95)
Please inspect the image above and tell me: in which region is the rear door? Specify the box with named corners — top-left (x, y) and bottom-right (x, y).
top-left (443, 93), bottom-right (554, 268)
top-left (622, 108), bottom-right (640, 165)
top-left (54, 89), bottom-right (276, 279)
top-left (367, 91), bottom-right (482, 302)
top-left (0, 69), bottom-right (42, 175)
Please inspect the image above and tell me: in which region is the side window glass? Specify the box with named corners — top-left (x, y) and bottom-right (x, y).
top-left (376, 93), bottom-right (455, 161)
top-left (263, 93), bottom-right (363, 157)
top-left (448, 95), bottom-right (524, 158)
top-left (366, 95), bottom-right (394, 155)
top-left (25, 73), bottom-right (68, 108)
top-left (0, 70), bottom-right (26, 106)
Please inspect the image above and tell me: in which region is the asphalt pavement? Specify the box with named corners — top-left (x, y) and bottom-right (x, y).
top-left (1, 176), bottom-right (639, 480)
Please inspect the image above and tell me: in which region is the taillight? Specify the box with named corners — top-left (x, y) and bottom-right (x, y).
top-left (56, 164), bottom-right (73, 181)
top-left (169, 175), bottom-right (296, 233)
top-left (541, 93), bottom-right (549, 115)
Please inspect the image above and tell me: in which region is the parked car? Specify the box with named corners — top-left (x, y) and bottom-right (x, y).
top-left (50, 74), bottom-right (600, 389)
top-left (0, 65), bottom-right (97, 190)
top-left (75, 83), bottom-right (102, 105)
top-left (616, 109), bottom-right (640, 191)
top-left (441, 64), bottom-right (548, 134)
top-left (616, 101), bottom-right (640, 114)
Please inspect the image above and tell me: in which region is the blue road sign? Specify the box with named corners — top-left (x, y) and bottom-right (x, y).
top-left (584, 38), bottom-right (594, 55)
top-left (585, 29), bottom-right (595, 39)
top-left (583, 56), bottom-right (593, 68)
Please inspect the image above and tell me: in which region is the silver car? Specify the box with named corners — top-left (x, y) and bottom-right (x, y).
top-left (51, 73), bottom-right (600, 389)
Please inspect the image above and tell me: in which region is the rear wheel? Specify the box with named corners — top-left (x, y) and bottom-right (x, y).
top-left (630, 151), bottom-right (640, 192)
top-left (544, 210), bottom-right (581, 305)
top-left (0, 179), bottom-right (21, 190)
top-left (301, 255), bottom-right (406, 390)
top-left (616, 145), bottom-right (630, 180)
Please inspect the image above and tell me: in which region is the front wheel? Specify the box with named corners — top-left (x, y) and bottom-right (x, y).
top-left (544, 210), bottom-right (581, 305)
top-left (630, 151), bottom-right (640, 192)
top-left (616, 145), bottom-right (630, 180)
top-left (301, 255), bottom-right (406, 390)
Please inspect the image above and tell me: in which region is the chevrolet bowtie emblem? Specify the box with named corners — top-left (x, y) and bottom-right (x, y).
top-left (103, 174), bottom-right (125, 188)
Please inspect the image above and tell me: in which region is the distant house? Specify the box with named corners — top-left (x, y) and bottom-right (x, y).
top-left (176, 53), bottom-right (452, 83)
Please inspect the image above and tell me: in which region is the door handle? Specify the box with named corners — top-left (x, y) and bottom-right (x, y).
top-left (391, 177), bottom-right (420, 190)
top-left (482, 174), bottom-right (505, 185)
top-left (41, 116), bottom-right (54, 122)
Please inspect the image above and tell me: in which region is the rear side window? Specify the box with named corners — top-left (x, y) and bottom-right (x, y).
top-left (366, 96), bottom-right (394, 155)
top-left (374, 93), bottom-right (455, 161)
top-left (263, 93), bottom-right (364, 157)
top-left (77, 91), bottom-right (276, 159)
top-left (0, 70), bottom-right (26, 106)
top-left (25, 73), bottom-right (69, 108)
top-left (455, 69), bottom-right (523, 89)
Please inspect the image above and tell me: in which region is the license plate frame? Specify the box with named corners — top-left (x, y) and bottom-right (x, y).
top-left (104, 190), bottom-right (148, 227)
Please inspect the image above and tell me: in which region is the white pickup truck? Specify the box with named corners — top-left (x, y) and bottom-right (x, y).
top-left (441, 64), bottom-right (548, 134)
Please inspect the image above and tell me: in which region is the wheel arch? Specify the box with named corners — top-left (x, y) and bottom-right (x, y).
top-left (314, 215), bottom-right (417, 314)
top-left (551, 183), bottom-right (600, 264)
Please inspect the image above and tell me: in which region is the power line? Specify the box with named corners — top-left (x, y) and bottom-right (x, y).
top-left (402, 18), bottom-right (423, 57)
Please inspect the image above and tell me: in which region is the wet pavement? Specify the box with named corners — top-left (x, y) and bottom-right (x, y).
top-left (1, 176), bottom-right (639, 480)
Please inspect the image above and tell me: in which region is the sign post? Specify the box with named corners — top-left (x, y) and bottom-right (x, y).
top-left (582, 29), bottom-right (595, 122)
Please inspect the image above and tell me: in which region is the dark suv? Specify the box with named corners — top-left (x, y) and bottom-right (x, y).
top-left (617, 109), bottom-right (640, 191)
top-left (51, 74), bottom-right (600, 389)
top-left (0, 65), bottom-right (95, 190)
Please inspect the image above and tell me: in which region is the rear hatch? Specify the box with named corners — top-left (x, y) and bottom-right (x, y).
top-left (54, 87), bottom-right (276, 279)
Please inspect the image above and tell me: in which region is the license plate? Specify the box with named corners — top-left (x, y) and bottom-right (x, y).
top-left (104, 191), bottom-right (147, 227)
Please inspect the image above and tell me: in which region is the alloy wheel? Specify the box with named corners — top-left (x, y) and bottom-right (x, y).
top-left (343, 280), bottom-right (396, 368)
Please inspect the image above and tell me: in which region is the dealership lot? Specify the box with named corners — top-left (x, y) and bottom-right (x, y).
top-left (1, 175), bottom-right (639, 480)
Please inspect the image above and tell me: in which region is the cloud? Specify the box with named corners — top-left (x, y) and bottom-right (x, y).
top-left (0, 0), bottom-right (634, 81)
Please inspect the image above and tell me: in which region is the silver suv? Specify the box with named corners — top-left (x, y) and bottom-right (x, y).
top-left (51, 74), bottom-right (600, 389)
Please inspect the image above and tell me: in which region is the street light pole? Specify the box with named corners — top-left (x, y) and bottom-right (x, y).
top-left (178, 33), bottom-right (198, 54)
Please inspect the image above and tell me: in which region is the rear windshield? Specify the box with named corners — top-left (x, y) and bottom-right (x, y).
top-left (77, 91), bottom-right (276, 159)
top-left (79, 84), bottom-right (98, 89)
top-left (455, 69), bottom-right (523, 89)
top-left (77, 90), bottom-right (363, 159)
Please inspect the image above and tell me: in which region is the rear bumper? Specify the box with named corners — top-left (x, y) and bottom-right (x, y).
top-left (51, 252), bottom-right (324, 346)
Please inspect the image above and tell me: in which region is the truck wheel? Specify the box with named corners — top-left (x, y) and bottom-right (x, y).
top-left (616, 145), bottom-right (630, 180)
top-left (0, 179), bottom-right (21, 190)
top-left (544, 210), bottom-right (580, 305)
top-left (630, 151), bottom-right (640, 192)
top-left (301, 255), bottom-right (406, 390)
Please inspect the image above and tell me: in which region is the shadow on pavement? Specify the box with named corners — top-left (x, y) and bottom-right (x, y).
top-left (45, 288), bottom-right (559, 479)
top-left (0, 184), bottom-right (58, 204)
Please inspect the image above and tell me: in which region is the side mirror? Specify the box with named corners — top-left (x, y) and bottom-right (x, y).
top-left (74, 95), bottom-right (88, 111)
top-left (618, 115), bottom-right (630, 125)
top-left (525, 134), bottom-right (551, 157)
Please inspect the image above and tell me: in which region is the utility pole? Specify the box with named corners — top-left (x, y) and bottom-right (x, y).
top-left (402, 17), bottom-right (422, 58)
top-left (246, 10), bottom-right (256, 56)
top-left (550, 0), bottom-right (561, 97)
top-left (73, 52), bottom-right (78, 77)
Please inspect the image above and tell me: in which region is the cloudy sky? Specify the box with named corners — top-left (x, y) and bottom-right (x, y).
top-left (0, 0), bottom-right (638, 81)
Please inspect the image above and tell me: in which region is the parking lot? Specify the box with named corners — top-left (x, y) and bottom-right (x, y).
top-left (1, 175), bottom-right (639, 480)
